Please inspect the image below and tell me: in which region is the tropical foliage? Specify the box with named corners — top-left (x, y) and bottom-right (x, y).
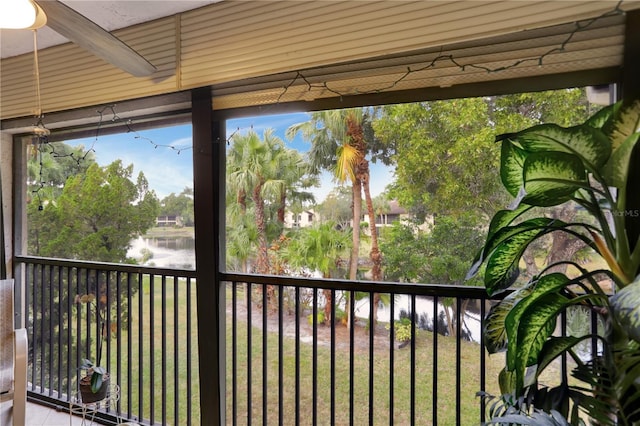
top-left (381, 213), bottom-right (484, 336)
top-left (226, 129), bottom-right (314, 274)
top-left (287, 108), bottom-right (384, 282)
top-left (381, 213), bottom-right (484, 285)
top-left (287, 108), bottom-right (386, 323)
top-left (281, 221), bottom-right (351, 322)
top-left (373, 98), bottom-right (507, 220)
top-left (28, 156), bottom-right (159, 263)
top-left (469, 100), bottom-right (640, 424)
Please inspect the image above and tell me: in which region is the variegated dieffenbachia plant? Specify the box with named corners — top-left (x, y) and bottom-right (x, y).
top-left (468, 100), bottom-right (640, 425)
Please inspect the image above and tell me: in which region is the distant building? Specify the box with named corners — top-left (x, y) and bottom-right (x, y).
top-left (156, 215), bottom-right (183, 227)
top-left (284, 201), bottom-right (423, 232)
top-left (361, 199), bottom-right (408, 230)
top-left (374, 200), bottom-right (407, 226)
top-left (284, 210), bottom-right (316, 228)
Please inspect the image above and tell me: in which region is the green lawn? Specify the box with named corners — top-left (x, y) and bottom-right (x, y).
top-left (103, 275), bottom-right (200, 425)
top-left (103, 281), bottom-right (573, 425)
top-left (227, 313), bottom-right (504, 425)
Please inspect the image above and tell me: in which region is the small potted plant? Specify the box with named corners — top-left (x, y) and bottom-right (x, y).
top-left (76, 293), bottom-right (110, 403)
top-left (78, 358), bottom-right (109, 403)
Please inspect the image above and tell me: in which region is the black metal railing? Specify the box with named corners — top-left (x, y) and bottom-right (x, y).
top-left (17, 256), bottom-right (198, 426)
top-left (221, 273), bottom-right (499, 426)
top-left (18, 256), bottom-right (585, 425)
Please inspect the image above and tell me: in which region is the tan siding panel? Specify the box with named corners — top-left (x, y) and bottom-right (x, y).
top-left (211, 54), bottom-right (621, 110)
top-left (179, 0), bottom-right (625, 89)
top-left (208, 17), bottom-right (624, 108)
top-left (2, 1), bottom-right (639, 118)
top-left (209, 16), bottom-right (622, 92)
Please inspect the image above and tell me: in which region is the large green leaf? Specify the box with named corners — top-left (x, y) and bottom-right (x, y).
top-left (608, 99), bottom-right (640, 151)
top-left (610, 279), bottom-right (640, 343)
top-left (522, 152), bottom-right (586, 207)
top-left (498, 367), bottom-right (517, 395)
top-left (537, 336), bottom-right (590, 376)
top-left (500, 139), bottom-right (528, 197)
top-left (585, 102), bottom-right (617, 131)
top-left (505, 274), bottom-right (570, 370)
top-left (484, 218), bottom-right (557, 265)
top-left (484, 218), bottom-right (563, 295)
top-left (484, 288), bottom-right (531, 354)
top-left (602, 132), bottom-right (640, 190)
top-left (613, 100), bottom-right (640, 256)
top-left (507, 123), bottom-right (611, 170)
top-left (487, 204), bottom-right (534, 240)
top-left (467, 204), bottom-right (535, 280)
top-left (514, 294), bottom-right (570, 391)
top-left (626, 142), bottom-right (640, 257)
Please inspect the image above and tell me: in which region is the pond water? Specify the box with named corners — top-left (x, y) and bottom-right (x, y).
top-left (128, 235), bottom-right (196, 269)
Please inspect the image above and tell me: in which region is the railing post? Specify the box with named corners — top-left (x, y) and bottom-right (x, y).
top-left (192, 87), bottom-right (225, 425)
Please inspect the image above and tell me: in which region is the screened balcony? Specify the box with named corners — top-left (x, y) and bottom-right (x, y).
top-left (16, 254), bottom-right (606, 425)
top-left (2, 3), bottom-right (640, 425)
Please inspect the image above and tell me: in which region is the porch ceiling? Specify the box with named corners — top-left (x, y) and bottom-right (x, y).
top-left (1, 1), bottom-right (640, 125)
top-left (0, 1), bottom-right (220, 59)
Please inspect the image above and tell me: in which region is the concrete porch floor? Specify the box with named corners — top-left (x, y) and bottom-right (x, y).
top-left (1, 400), bottom-right (90, 425)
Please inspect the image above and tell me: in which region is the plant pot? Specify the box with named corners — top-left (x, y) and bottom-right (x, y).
top-left (79, 373), bottom-right (110, 403)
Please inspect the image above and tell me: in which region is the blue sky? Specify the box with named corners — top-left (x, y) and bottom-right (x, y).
top-left (69, 124), bottom-right (194, 199)
top-left (67, 112), bottom-right (393, 202)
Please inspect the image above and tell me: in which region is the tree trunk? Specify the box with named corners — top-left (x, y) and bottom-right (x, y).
top-left (359, 161), bottom-right (381, 280)
top-left (544, 204), bottom-right (584, 274)
top-left (361, 160), bottom-right (382, 327)
top-left (253, 185), bottom-right (269, 275)
top-left (459, 299), bottom-right (470, 338)
top-left (347, 180), bottom-right (362, 329)
top-left (349, 180), bottom-right (362, 281)
top-left (522, 249), bottom-right (539, 279)
top-left (237, 190), bottom-right (251, 306)
top-left (253, 184), bottom-right (273, 308)
top-left (323, 289), bottom-right (332, 325)
top-left (348, 114), bottom-right (384, 327)
top-left (277, 192), bottom-right (286, 225)
top-left (444, 304), bottom-right (454, 337)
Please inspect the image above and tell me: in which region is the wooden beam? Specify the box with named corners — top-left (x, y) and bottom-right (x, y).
top-left (192, 87), bottom-right (224, 425)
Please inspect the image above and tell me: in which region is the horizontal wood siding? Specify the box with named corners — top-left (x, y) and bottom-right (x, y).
top-left (208, 14), bottom-right (624, 109)
top-left (179, 0), bottom-right (617, 88)
top-left (1, 1), bottom-right (638, 119)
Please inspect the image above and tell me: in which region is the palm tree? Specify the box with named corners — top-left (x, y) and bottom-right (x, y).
top-left (225, 202), bottom-right (258, 273)
top-left (227, 129), bottom-right (286, 274)
top-left (284, 221), bottom-right (350, 323)
top-left (271, 143), bottom-right (317, 225)
top-left (287, 108), bottom-right (384, 324)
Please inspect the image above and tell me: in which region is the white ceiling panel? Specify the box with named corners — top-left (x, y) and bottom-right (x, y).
top-left (0, 0), bottom-right (219, 58)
